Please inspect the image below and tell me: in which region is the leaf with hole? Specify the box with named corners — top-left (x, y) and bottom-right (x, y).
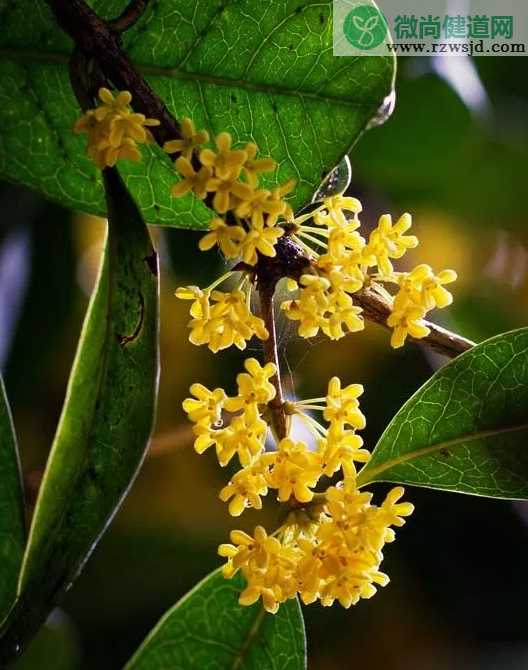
top-left (0, 168), bottom-right (159, 659)
top-left (357, 328), bottom-right (528, 499)
top-left (0, 0), bottom-right (394, 228)
top-left (124, 568), bottom-right (306, 670)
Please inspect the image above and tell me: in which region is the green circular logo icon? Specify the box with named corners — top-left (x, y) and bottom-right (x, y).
top-left (343, 4), bottom-right (387, 50)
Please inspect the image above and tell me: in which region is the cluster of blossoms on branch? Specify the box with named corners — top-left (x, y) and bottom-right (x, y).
top-left (74, 89), bottom-right (457, 613)
top-left (167, 118), bottom-right (457, 350)
top-left (75, 89), bottom-right (457, 350)
top-left (74, 88), bottom-right (159, 168)
top-left (183, 362), bottom-right (414, 612)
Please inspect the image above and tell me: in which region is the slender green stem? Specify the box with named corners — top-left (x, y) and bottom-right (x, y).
top-left (295, 404), bottom-right (325, 411)
top-left (297, 231), bottom-right (328, 249)
top-left (298, 225), bottom-right (330, 236)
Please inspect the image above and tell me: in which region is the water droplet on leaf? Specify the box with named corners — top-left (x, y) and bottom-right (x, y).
top-left (312, 155), bottom-right (352, 202)
top-left (366, 89), bottom-right (396, 129)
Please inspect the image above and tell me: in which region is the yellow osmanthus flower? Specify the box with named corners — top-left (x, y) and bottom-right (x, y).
top-left (219, 526), bottom-right (297, 613)
top-left (224, 358), bottom-right (277, 411)
top-left (281, 271), bottom-right (364, 340)
top-left (176, 278), bottom-right (269, 353)
top-left (174, 285), bottom-right (207, 318)
top-left (200, 131), bottom-right (248, 180)
top-left (74, 88), bottom-right (159, 169)
top-left (184, 398), bottom-right (266, 468)
top-left (324, 224), bottom-right (365, 261)
top-left (182, 383), bottom-right (226, 425)
top-left (386, 264), bottom-right (457, 348)
top-left (363, 212), bottom-right (418, 277)
top-left (282, 196), bottom-right (370, 342)
top-left (314, 195), bottom-right (362, 228)
top-left (318, 428), bottom-right (370, 479)
top-left (215, 404), bottom-right (268, 466)
top-left (94, 88), bottom-right (132, 118)
top-left (171, 157), bottom-right (212, 199)
top-left (267, 437), bottom-right (323, 503)
top-left (284, 195), bottom-right (456, 350)
top-left (323, 377), bottom-right (366, 431)
top-left (241, 223), bottom-right (284, 265)
top-left (243, 142), bottom-right (277, 188)
top-left (198, 219), bottom-right (246, 259)
top-left (378, 486), bottom-right (416, 528)
top-left (387, 303), bottom-right (430, 349)
top-left (235, 188), bottom-right (287, 228)
top-left (206, 173), bottom-right (254, 215)
top-left (292, 377), bottom-right (368, 479)
top-left (163, 117), bottom-right (209, 159)
top-left (395, 263), bottom-right (458, 311)
top-left (183, 359), bottom-right (275, 468)
top-left (269, 178), bottom-right (297, 223)
top-left (219, 459), bottom-right (272, 516)
top-left (281, 275), bottom-right (332, 338)
top-left (219, 526), bottom-right (281, 576)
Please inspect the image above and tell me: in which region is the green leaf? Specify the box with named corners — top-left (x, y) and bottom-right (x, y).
top-left (0, 0), bottom-right (394, 228)
top-left (0, 169), bottom-right (159, 660)
top-left (0, 376), bottom-right (25, 622)
top-left (357, 328), bottom-right (528, 499)
top-left (124, 569), bottom-right (306, 670)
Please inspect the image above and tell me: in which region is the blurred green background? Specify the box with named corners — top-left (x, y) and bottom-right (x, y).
top-left (2, 56), bottom-right (528, 669)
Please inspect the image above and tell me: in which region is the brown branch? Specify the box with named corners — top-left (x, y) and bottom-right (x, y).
top-left (259, 286), bottom-right (288, 441)
top-left (148, 425), bottom-right (194, 457)
top-left (108, 0), bottom-right (150, 32)
top-left (355, 284), bottom-right (475, 358)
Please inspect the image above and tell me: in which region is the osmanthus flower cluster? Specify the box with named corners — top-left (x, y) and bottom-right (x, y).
top-left (74, 88), bottom-right (160, 168)
top-left (282, 203), bottom-right (457, 347)
top-left (74, 89), bottom-right (457, 349)
top-left (183, 364), bottom-right (414, 613)
top-left (168, 125), bottom-right (457, 349)
top-left (73, 89), bottom-right (457, 614)
top-left (166, 118), bottom-right (300, 352)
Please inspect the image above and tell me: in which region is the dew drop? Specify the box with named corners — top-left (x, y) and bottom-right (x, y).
top-left (366, 88), bottom-right (396, 130)
top-left (312, 155), bottom-right (352, 202)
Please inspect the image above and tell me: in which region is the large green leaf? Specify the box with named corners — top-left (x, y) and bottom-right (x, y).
top-left (0, 168), bottom-right (159, 661)
top-left (0, 376), bottom-right (25, 622)
top-left (125, 569), bottom-right (306, 670)
top-left (0, 0), bottom-right (394, 228)
top-left (357, 328), bottom-right (528, 499)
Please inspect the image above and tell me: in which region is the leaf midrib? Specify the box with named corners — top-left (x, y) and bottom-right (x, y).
top-left (357, 422), bottom-right (528, 486)
top-left (0, 46), bottom-right (379, 108)
top-left (231, 606), bottom-right (266, 670)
